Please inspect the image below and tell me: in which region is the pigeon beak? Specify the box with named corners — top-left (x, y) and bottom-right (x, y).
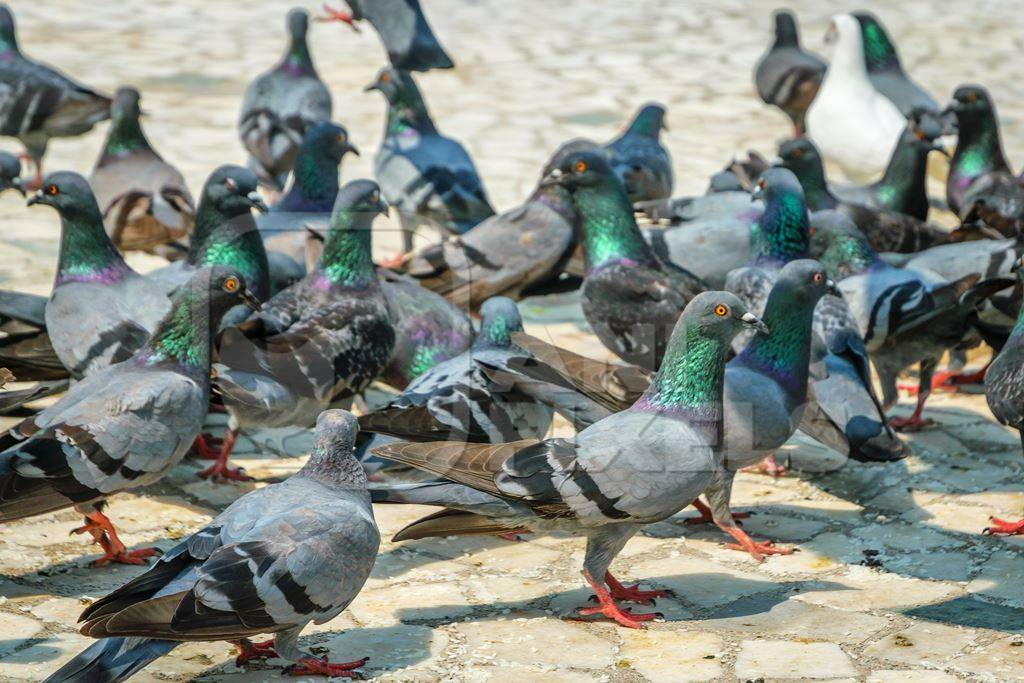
top-left (750, 183), bottom-right (765, 202)
top-left (26, 191), bottom-right (44, 207)
top-left (740, 311), bottom-right (769, 335)
top-left (240, 289), bottom-right (262, 312)
top-left (941, 101), bottom-right (959, 116)
top-left (826, 279), bottom-right (842, 297)
top-left (376, 197), bottom-right (390, 216)
top-left (10, 177), bottom-right (25, 197)
top-left (540, 168), bottom-right (564, 187)
top-left (363, 81), bottom-right (380, 93)
top-left (246, 191), bottom-right (269, 214)
top-left (930, 141), bottom-right (951, 158)
top-left (345, 142), bottom-right (360, 157)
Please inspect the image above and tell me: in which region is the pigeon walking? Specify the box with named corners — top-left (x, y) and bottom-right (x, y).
top-left (320, 0), bottom-right (454, 71)
top-left (753, 9), bottom-right (826, 136)
top-left (0, 267), bottom-right (258, 566)
top-left (238, 8), bottom-right (332, 193)
top-left (0, 4), bottom-right (110, 188)
top-left (603, 103), bottom-right (673, 204)
top-left (373, 292), bottom-right (767, 628)
top-left (45, 409), bottom-right (379, 682)
top-left (367, 67), bottom-right (494, 256)
top-left (89, 87), bottom-right (195, 256)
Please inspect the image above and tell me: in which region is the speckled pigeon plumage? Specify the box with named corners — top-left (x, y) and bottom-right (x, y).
top-left (852, 12), bottom-right (941, 119)
top-left (0, 267), bottom-right (256, 566)
top-left (543, 149), bottom-right (707, 371)
top-left (753, 10), bottom-right (826, 135)
top-left (778, 137), bottom-right (947, 253)
top-left (330, 0), bottom-right (454, 71)
top-left (0, 4), bottom-right (110, 184)
top-left (603, 103), bottom-right (672, 204)
top-left (371, 291), bottom-right (766, 628)
top-left (46, 409), bottom-right (379, 682)
top-left (367, 67), bottom-right (494, 251)
top-left (985, 257), bottom-right (1024, 443)
top-left (238, 8), bottom-right (332, 192)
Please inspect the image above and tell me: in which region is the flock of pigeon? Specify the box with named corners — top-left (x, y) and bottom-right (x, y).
top-left (0, 2), bottom-right (1021, 680)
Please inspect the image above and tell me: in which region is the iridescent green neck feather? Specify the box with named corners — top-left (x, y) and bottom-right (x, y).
top-left (280, 31), bottom-right (315, 76)
top-left (102, 111), bottom-right (151, 158)
top-left (953, 109), bottom-right (1009, 182)
top-left (735, 289), bottom-right (814, 397)
top-left (786, 157), bottom-right (835, 211)
top-left (574, 182), bottom-right (658, 272)
top-left (291, 145), bottom-right (339, 203)
top-left (638, 325), bottom-right (726, 415)
top-left (860, 20), bottom-right (899, 73)
top-left (385, 84), bottom-right (434, 135)
top-left (188, 205), bottom-right (268, 299)
top-left (142, 290), bottom-right (210, 369)
top-left (819, 232), bottom-right (879, 277)
top-left (55, 205), bottom-right (131, 285)
top-left (475, 314), bottom-right (521, 349)
top-left (320, 215), bottom-right (376, 288)
top-left (754, 191), bottom-right (810, 264)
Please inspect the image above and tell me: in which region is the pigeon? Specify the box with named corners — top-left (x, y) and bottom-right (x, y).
top-left (400, 146), bottom-right (578, 310)
top-left (0, 150), bottom-right (23, 194)
top-left (944, 85), bottom-right (1024, 237)
top-left (831, 109), bottom-right (946, 221)
top-left (46, 409), bottom-right (379, 682)
top-left (0, 4), bottom-right (110, 188)
top-left (258, 120), bottom-right (359, 270)
top-left (777, 136), bottom-right (947, 253)
top-left (542, 149), bottom-right (706, 370)
top-left (811, 215), bottom-right (1012, 431)
top-left (376, 268), bottom-right (473, 390)
top-left (0, 288), bottom-right (68, 384)
top-left (852, 11), bottom-right (941, 119)
top-left (372, 291), bottom-right (767, 628)
top-left (320, 0), bottom-right (454, 71)
top-left (209, 180), bottom-right (394, 481)
top-left (0, 267), bottom-right (258, 566)
top-left (753, 9), bottom-right (826, 136)
top-left (706, 152), bottom-right (771, 194)
top-left (146, 166), bottom-right (271, 320)
top-left (367, 67), bottom-right (494, 255)
top-left (25, 172), bottom-right (171, 378)
top-left (603, 103), bottom-right (673, 204)
top-left (805, 14), bottom-right (905, 181)
top-left (89, 87), bottom-right (196, 256)
top-left (238, 8), bottom-right (332, 193)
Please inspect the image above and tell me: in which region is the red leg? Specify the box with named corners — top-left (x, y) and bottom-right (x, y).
top-left (573, 570), bottom-right (661, 629)
top-left (197, 429), bottom-right (251, 482)
top-left (70, 511), bottom-right (160, 568)
top-left (984, 517), bottom-right (1024, 536)
top-left (684, 497), bottom-right (751, 525)
top-left (315, 4), bottom-right (361, 31)
top-left (496, 527), bottom-right (530, 542)
top-left (889, 392), bottom-right (933, 432)
top-left (719, 525), bottom-right (794, 562)
top-left (191, 434), bottom-right (223, 460)
top-left (378, 252), bottom-right (409, 270)
top-left (287, 655), bottom-right (369, 678)
top-left (604, 571), bottom-right (667, 604)
top-left (233, 639), bottom-right (279, 666)
top-left (740, 453), bottom-right (787, 477)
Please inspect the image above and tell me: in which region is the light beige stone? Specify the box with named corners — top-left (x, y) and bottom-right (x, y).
top-left (454, 618), bottom-right (614, 669)
top-left (0, 612), bottom-right (42, 656)
top-left (618, 629), bottom-right (724, 681)
top-left (734, 640), bottom-right (857, 679)
top-left (863, 623), bottom-right (977, 667)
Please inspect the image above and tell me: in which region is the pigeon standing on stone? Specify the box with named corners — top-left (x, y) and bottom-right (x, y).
top-left (805, 14), bottom-right (905, 181)
top-left (367, 67), bottom-right (494, 256)
top-left (320, 0), bottom-right (454, 71)
top-left (753, 9), bottom-right (826, 136)
top-left (542, 149), bottom-right (706, 371)
top-left (778, 137), bottom-right (947, 253)
top-left (208, 180), bottom-right (394, 481)
top-left (0, 267), bottom-right (258, 566)
top-left (89, 87), bottom-right (195, 257)
top-left (603, 103), bottom-right (673, 204)
top-left (27, 172), bottom-right (171, 378)
top-left (944, 85), bottom-right (1024, 237)
top-left (238, 8), bottom-right (332, 193)
top-left (0, 4), bottom-right (110, 188)
top-left (372, 292), bottom-right (767, 629)
top-left (46, 409), bottom-right (379, 681)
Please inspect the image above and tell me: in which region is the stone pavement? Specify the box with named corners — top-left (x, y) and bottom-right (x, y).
top-left (2, 1), bottom-right (1024, 681)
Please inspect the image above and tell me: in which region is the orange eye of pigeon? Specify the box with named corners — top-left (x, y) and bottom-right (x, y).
top-left (758, 179), bottom-right (766, 190)
top-left (574, 161), bottom-right (587, 173)
top-left (967, 92), bottom-right (977, 103)
top-left (380, 72), bottom-right (391, 84)
top-left (812, 272), bottom-right (824, 284)
top-left (714, 304), bottom-right (729, 317)
top-left (370, 191), bottom-right (379, 204)
top-left (45, 184), bottom-right (58, 196)
top-left (223, 276), bottom-right (240, 293)
top-left (914, 129), bottom-right (926, 140)
top-left (793, 148), bottom-right (803, 159)
top-left (336, 134), bottom-right (345, 143)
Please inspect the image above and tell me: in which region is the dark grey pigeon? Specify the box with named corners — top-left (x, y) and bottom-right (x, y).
top-left (852, 12), bottom-right (941, 119)
top-left (0, 267), bottom-right (257, 567)
top-left (367, 67), bottom-right (494, 255)
top-left (238, 8), bottom-right (332, 192)
top-left (209, 180), bottom-right (394, 481)
top-left (89, 87), bottom-right (195, 256)
top-left (604, 103), bottom-right (673, 205)
top-left (321, 0), bottom-right (454, 71)
top-left (371, 292), bottom-right (766, 629)
top-left (0, 4), bottom-right (110, 188)
top-left (0, 150), bottom-right (22, 195)
top-left (46, 409), bottom-right (379, 682)
top-left (753, 10), bottom-right (826, 136)
top-left (27, 172), bottom-right (170, 378)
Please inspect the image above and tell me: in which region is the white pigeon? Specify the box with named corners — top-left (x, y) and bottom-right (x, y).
top-left (805, 13), bottom-right (905, 182)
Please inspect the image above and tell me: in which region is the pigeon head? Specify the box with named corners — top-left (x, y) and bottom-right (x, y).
top-left (773, 258), bottom-right (838, 303)
top-left (475, 297), bottom-right (523, 349)
top-left (101, 87), bottom-right (151, 157)
top-left (111, 87), bottom-right (142, 120)
top-left (301, 409), bottom-right (366, 487)
top-left (751, 166), bottom-right (811, 262)
top-left (28, 171), bottom-right (102, 217)
top-left (945, 85), bottom-right (995, 121)
top-left (303, 121), bottom-right (359, 164)
top-left (823, 14), bottom-right (868, 74)
top-left (0, 151), bottom-right (22, 196)
top-left (0, 4), bottom-right (16, 52)
top-left (286, 7), bottom-right (309, 38)
top-left (199, 165), bottom-right (268, 217)
top-left (771, 9), bottom-right (799, 47)
top-left (541, 150), bottom-right (617, 192)
top-left (906, 109), bottom-right (946, 153)
top-left (774, 138), bottom-right (833, 212)
top-left (202, 265), bottom-right (261, 316)
top-left (852, 11), bottom-right (901, 74)
top-left (625, 103), bottom-right (668, 139)
top-left (808, 210), bottom-right (877, 278)
top-left (684, 291), bottom-right (769, 340)
top-left (365, 67), bottom-right (420, 106)
top-left (321, 179), bottom-right (388, 286)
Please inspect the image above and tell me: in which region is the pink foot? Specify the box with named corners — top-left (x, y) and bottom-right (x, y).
top-left (888, 415), bottom-right (934, 432)
top-left (287, 655), bottom-right (369, 678)
top-left (720, 526), bottom-right (794, 562)
top-left (683, 498), bottom-right (751, 526)
top-left (984, 517), bottom-right (1024, 536)
top-left (191, 434), bottom-right (223, 460)
top-left (605, 571), bottom-right (667, 604)
top-left (740, 453), bottom-right (787, 477)
top-left (573, 570), bottom-right (662, 629)
top-left (234, 639), bottom-right (279, 666)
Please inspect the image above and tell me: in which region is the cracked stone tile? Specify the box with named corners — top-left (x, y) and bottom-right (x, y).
top-left (734, 640), bottom-right (858, 679)
top-left (793, 568), bottom-right (960, 612)
top-left (699, 595), bottom-right (889, 645)
top-left (950, 635), bottom-right (1024, 679)
top-left (967, 551), bottom-right (1024, 605)
top-left (454, 617), bottom-right (614, 669)
top-left (618, 629), bottom-right (724, 681)
top-left (885, 551), bottom-right (974, 582)
top-left (863, 622), bottom-right (978, 668)
top-left (346, 580), bottom-right (475, 626)
top-left (627, 555), bottom-right (779, 609)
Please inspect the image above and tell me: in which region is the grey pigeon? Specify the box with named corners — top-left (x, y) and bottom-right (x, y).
top-left (209, 180), bottom-right (393, 481)
top-left (372, 291), bottom-right (767, 628)
top-left (28, 172), bottom-right (170, 378)
top-left (0, 267), bottom-right (257, 566)
top-left (0, 150), bottom-right (23, 195)
top-left (753, 10), bottom-right (826, 135)
top-left (542, 149), bottom-right (707, 371)
top-left (46, 409), bottom-right (379, 682)
top-left (320, 0), bottom-right (454, 71)
top-left (944, 85), bottom-right (1024, 237)
top-left (852, 12), bottom-right (941, 120)
top-left (0, 288), bottom-right (67, 383)
top-left (89, 87), bottom-right (195, 256)
top-left (238, 8), bottom-right (332, 192)
top-left (0, 4), bottom-right (110, 188)
top-left (778, 137), bottom-right (948, 253)
top-left (604, 103), bottom-right (673, 204)
top-left (367, 67), bottom-right (494, 254)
